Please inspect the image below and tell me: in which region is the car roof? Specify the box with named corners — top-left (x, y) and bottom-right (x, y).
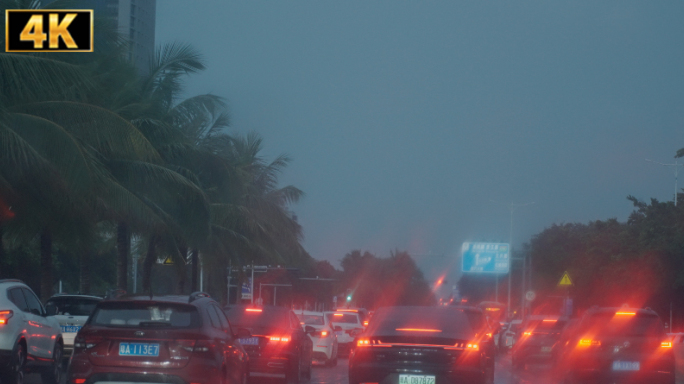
top-left (100, 295), bottom-right (213, 306)
top-left (585, 307), bottom-right (658, 316)
top-left (48, 294), bottom-right (103, 300)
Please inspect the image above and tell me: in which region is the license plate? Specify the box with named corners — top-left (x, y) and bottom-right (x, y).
top-left (541, 346), bottom-right (552, 353)
top-left (238, 337), bottom-right (260, 345)
top-left (399, 374), bottom-right (436, 384)
top-left (60, 325), bottom-right (81, 333)
top-left (612, 361), bottom-right (640, 371)
top-left (118, 342), bottom-right (159, 357)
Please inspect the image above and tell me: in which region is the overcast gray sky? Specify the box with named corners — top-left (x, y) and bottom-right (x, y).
top-left (156, 1), bottom-right (684, 284)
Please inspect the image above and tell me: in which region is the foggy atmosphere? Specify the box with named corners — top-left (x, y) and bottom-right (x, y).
top-left (2, 0), bottom-right (684, 383)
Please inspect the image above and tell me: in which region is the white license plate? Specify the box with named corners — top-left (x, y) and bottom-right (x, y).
top-left (238, 337), bottom-right (260, 345)
top-left (61, 325), bottom-right (81, 333)
top-left (541, 346), bottom-right (552, 353)
top-left (399, 374), bottom-right (436, 384)
top-left (118, 342), bottom-right (159, 356)
top-left (612, 361), bottom-right (640, 371)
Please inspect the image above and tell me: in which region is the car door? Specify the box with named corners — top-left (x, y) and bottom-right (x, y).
top-left (21, 288), bottom-right (58, 358)
top-left (211, 304), bottom-right (246, 383)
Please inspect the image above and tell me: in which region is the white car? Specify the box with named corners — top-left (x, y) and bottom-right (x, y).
top-left (44, 294), bottom-right (101, 357)
top-left (324, 311), bottom-right (364, 356)
top-left (296, 310), bottom-right (338, 366)
top-left (0, 279), bottom-right (63, 384)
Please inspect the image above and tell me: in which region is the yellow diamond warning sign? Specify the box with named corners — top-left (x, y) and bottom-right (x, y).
top-left (163, 257), bottom-right (174, 265)
top-left (558, 271), bottom-right (572, 286)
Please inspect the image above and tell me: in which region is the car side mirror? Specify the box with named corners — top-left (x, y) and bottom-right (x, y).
top-left (235, 327), bottom-right (251, 338)
top-left (45, 304), bottom-right (58, 316)
top-left (304, 325), bottom-right (316, 334)
top-left (334, 326), bottom-right (343, 332)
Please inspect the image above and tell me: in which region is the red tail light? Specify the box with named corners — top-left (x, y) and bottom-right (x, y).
top-left (578, 338), bottom-right (601, 347)
top-left (661, 341), bottom-right (672, 348)
top-left (74, 335), bottom-right (103, 350)
top-left (193, 340), bottom-right (215, 354)
top-left (357, 338), bottom-right (371, 347)
top-left (0, 310), bottom-right (13, 325)
top-left (269, 336), bottom-right (291, 343)
top-left (320, 331), bottom-right (329, 338)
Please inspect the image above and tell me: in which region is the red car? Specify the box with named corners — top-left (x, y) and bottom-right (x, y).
top-left (67, 292), bottom-right (249, 384)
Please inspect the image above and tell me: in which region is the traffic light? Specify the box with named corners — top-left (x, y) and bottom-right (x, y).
top-left (346, 294), bottom-right (352, 302)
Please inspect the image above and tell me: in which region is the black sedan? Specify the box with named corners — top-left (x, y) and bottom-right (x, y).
top-left (224, 305), bottom-right (313, 383)
top-left (349, 306), bottom-right (494, 384)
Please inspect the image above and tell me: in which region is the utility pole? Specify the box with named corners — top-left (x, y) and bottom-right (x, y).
top-left (493, 200), bottom-right (534, 319)
top-left (645, 158), bottom-right (684, 206)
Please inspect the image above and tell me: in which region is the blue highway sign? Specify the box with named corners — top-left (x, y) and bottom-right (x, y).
top-left (461, 242), bottom-right (510, 274)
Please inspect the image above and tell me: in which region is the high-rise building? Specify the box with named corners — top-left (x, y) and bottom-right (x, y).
top-left (54, 0), bottom-right (156, 75)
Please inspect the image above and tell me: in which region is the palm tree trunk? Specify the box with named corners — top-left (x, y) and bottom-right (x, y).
top-left (40, 228), bottom-right (53, 301)
top-left (142, 235), bottom-right (157, 295)
top-left (79, 250), bottom-right (91, 294)
top-left (116, 222), bottom-right (129, 291)
top-left (191, 248), bottom-right (199, 292)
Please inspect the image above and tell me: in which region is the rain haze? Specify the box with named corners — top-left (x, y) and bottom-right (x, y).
top-left (156, 1), bottom-right (684, 284)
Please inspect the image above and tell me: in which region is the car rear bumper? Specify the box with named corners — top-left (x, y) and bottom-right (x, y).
top-left (568, 369), bottom-right (674, 384)
top-left (349, 362), bottom-right (485, 384)
top-left (67, 360), bottom-right (222, 384)
top-left (247, 354), bottom-right (294, 377)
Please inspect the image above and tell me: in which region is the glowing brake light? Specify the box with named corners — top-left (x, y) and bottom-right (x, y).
top-left (320, 331), bottom-right (328, 337)
top-left (578, 339), bottom-right (601, 346)
top-left (0, 310), bottom-right (13, 325)
top-left (466, 343), bottom-right (479, 350)
top-left (542, 319), bottom-right (557, 322)
top-left (615, 311), bottom-right (636, 316)
top-left (334, 313), bottom-right (344, 317)
top-left (245, 308), bottom-right (262, 313)
top-left (486, 332), bottom-right (493, 338)
top-left (269, 336), bottom-right (290, 342)
top-left (357, 338), bottom-right (371, 346)
top-left (523, 332), bottom-right (532, 336)
top-left (395, 328), bottom-right (442, 333)
top-left (363, 321), bottom-right (369, 326)
top-left (662, 341), bottom-right (672, 348)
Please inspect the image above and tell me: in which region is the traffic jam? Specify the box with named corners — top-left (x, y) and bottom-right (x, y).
top-left (0, 276), bottom-right (680, 384)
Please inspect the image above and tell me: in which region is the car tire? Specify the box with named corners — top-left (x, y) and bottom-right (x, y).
top-left (41, 342), bottom-right (63, 384)
top-left (1, 341), bottom-right (25, 384)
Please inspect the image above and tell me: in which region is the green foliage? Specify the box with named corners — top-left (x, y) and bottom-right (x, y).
top-left (338, 250), bottom-right (436, 309)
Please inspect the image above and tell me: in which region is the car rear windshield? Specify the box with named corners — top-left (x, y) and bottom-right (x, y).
top-left (326, 313), bottom-right (359, 324)
top-left (224, 306), bottom-right (290, 329)
top-left (90, 302), bottom-right (200, 328)
top-left (298, 314), bottom-right (324, 325)
top-left (46, 297), bottom-right (100, 316)
top-left (584, 312), bottom-right (663, 337)
top-left (366, 306), bottom-right (475, 338)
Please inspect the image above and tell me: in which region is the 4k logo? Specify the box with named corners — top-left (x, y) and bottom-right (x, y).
top-left (5, 10), bottom-right (93, 52)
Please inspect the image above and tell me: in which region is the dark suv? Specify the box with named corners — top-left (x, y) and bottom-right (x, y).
top-left (511, 315), bottom-right (568, 369)
top-left (224, 305), bottom-right (313, 383)
top-left (67, 292), bottom-right (249, 384)
top-left (553, 307), bottom-right (674, 384)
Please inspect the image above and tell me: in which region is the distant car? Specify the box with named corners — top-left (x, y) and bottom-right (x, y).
top-left (325, 311), bottom-right (364, 356)
top-left (44, 294), bottom-right (101, 357)
top-left (0, 279), bottom-right (63, 384)
top-left (349, 306), bottom-right (495, 384)
top-left (225, 305), bottom-right (313, 383)
top-left (67, 292), bottom-right (249, 384)
top-left (511, 315), bottom-right (568, 369)
top-left (336, 308), bottom-right (370, 327)
top-left (296, 310), bottom-right (339, 366)
top-left (553, 306), bottom-right (675, 384)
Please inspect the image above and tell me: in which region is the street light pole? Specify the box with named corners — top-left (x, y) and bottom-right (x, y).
top-left (645, 158), bottom-right (684, 206)
top-left (493, 200), bottom-right (534, 319)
